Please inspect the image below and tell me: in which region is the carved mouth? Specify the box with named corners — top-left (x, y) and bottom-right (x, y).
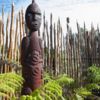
top-left (32, 21), bottom-right (38, 27)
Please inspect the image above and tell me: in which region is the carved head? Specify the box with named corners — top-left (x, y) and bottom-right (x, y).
top-left (25, 0), bottom-right (41, 31)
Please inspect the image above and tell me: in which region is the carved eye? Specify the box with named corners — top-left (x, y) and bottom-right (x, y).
top-left (27, 13), bottom-right (33, 21)
top-left (34, 14), bottom-right (41, 20)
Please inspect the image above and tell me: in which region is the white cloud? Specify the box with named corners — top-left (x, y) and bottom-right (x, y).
top-left (38, 0), bottom-right (100, 33)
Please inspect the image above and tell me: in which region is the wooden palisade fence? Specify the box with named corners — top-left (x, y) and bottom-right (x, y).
top-left (0, 4), bottom-right (100, 88)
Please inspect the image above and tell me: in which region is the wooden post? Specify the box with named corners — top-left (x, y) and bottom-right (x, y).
top-left (5, 14), bottom-right (10, 58)
top-left (76, 22), bottom-right (82, 86)
top-left (2, 4), bottom-right (5, 60)
top-left (4, 14), bottom-right (10, 73)
top-left (19, 11), bottom-right (23, 46)
top-left (54, 23), bottom-right (57, 75)
top-left (14, 17), bottom-right (19, 61)
top-left (42, 12), bottom-right (46, 69)
top-left (45, 21), bottom-right (50, 71)
top-left (66, 17), bottom-right (71, 76)
top-left (0, 16), bottom-right (3, 73)
top-left (21, 9), bottom-right (25, 37)
top-left (8, 3), bottom-right (14, 72)
top-left (50, 13), bottom-right (53, 75)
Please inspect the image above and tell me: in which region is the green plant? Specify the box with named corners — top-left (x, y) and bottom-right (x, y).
top-left (0, 72), bottom-right (23, 99)
top-left (86, 83), bottom-right (100, 91)
top-left (75, 88), bottom-right (92, 98)
top-left (20, 73), bottom-right (74, 100)
top-left (56, 74), bottom-right (74, 86)
top-left (75, 65), bottom-right (100, 99)
top-left (87, 65), bottom-right (100, 83)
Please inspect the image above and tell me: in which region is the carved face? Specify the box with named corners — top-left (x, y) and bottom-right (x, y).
top-left (25, 3), bottom-right (41, 31)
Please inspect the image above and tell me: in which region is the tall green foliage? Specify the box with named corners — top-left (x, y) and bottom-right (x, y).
top-left (0, 72), bottom-right (23, 99)
top-left (75, 65), bottom-right (100, 99)
top-left (20, 74), bottom-right (74, 100)
top-left (87, 65), bottom-right (100, 83)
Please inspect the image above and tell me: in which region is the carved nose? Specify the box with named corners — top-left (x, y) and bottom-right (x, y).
top-left (35, 23), bottom-right (37, 26)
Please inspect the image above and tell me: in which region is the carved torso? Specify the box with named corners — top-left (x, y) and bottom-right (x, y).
top-left (21, 32), bottom-right (43, 95)
top-left (21, 0), bottom-right (42, 95)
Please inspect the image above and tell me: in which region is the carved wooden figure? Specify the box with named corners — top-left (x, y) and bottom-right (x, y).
top-left (21, 0), bottom-right (43, 95)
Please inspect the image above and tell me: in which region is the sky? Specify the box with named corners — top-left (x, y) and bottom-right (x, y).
top-left (0, 0), bottom-right (100, 33)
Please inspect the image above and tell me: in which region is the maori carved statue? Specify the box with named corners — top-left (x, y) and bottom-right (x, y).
top-left (21, 0), bottom-right (43, 95)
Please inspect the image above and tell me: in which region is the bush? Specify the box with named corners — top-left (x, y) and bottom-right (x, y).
top-left (0, 72), bottom-right (23, 99)
top-left (20, 73), bottom-right (74, 100)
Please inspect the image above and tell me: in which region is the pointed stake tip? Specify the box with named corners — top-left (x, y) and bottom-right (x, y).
top-left (32, 0), bottom-right (35, 3)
